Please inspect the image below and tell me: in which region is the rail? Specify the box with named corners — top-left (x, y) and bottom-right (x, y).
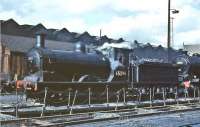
top-left (2, 102), bottom-right (200, 127)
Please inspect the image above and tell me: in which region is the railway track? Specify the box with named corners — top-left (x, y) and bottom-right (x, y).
top-left (1, 97), bottom-right (199, 117)
top-left (1, 102), bottom-right (200, 127)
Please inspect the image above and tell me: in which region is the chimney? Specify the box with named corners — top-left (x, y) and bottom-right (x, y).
top-left (35, 33), bottom-right (46, 48)
top-left (75, 41), bottom-right (86, 53)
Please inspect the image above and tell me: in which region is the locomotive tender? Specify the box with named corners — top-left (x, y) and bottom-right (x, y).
top-left (17, 33), bottom-right (199, 104)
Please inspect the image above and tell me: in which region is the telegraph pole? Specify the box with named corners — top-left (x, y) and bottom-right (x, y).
top-left (171, 17), bottom-right (174, 47)
top-left (167, 0), bottom-right (171, 49)
top-left (167, 0), bottom-right (171, 62)
top-left (167, 0), bottom-right (179, 62)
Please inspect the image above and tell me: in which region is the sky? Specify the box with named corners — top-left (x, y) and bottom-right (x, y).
top-left (0, 0), bottom-right (200, 48)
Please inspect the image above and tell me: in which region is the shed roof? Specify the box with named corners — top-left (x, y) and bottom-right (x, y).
top-left (1, 19), bottom-right (120, 45)
top-left (1, 34), bottom-right (74, 53)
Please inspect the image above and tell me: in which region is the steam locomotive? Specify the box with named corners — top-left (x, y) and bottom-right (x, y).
top-left (16, 33), bottom-right (200, 104)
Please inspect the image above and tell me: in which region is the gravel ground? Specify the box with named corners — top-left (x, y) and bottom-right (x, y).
top-left (0, 93), bottom-right (37, 108)
top-left (70, 110), bottom-right (200, 127)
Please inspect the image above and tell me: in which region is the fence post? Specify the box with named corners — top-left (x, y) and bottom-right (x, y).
top-left (150, 88), bottom-right (152, 107)
top-left (115, 91), bottom-right (120, 111)
top-left (88, 88), bottom-right (91, 107)
top-left (138, 89), bottom-right (142, 104)
top-left (198, 87), bottom-right (200, 103)
top-left (175, 86), bottom-right (179, 105)
top-left (70, 90), bottom-right (78, 115)
top-left (68, 88), bottom-right (71, 108)
top-left (41, 87), bottom-right (48, 117)
top-left (194, 87), bottom-right (196, 101)
top-left (123, 88), bottom-right (126, 105)
top-left (14, 74), bottom-right (18, 118)
top-left (162, 87), bottom-right (166, 106)
top-left (106, 85), bottom-right (109, 107)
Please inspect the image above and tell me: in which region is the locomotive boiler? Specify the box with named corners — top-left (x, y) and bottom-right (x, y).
top-left (26, 42), bottom-right (110, 82)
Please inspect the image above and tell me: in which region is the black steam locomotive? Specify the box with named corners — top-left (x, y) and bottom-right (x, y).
top-left (21, 34), bottom-right (129, 104)
top-left (17, 33), bottom-right (200, 104)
